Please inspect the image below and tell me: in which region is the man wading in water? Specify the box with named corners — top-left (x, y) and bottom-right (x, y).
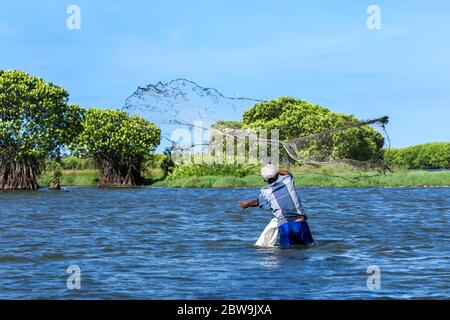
top-left (239, 164), bottom-right (314, 247)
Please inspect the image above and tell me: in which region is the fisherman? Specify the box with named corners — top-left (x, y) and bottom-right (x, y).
top-left (239, 164), bottom-right (314, 247)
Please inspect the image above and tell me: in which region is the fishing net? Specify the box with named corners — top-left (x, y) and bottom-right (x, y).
top-left (124, 79), bottom-right (258, 137)
top-left (123, 79), bottom-right (391, 181)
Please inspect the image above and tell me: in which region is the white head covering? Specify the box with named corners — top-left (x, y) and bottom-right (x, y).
top-left (260, 164), bottom-right (278, 182)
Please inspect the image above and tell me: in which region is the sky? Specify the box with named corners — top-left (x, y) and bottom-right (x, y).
top-left (1, 0), bottom-right (449, 147)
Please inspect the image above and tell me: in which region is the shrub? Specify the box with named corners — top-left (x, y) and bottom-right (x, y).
top-left (169, 163), bottom-right (260, 179)
top-left (384, 142), bottom-right (450, 169)
top-left (241, 97), bottom-right (385, 162)
top-left (0, 70), bottom-right (83, 190)
top-left (70, 108), bottom-right (160, 186)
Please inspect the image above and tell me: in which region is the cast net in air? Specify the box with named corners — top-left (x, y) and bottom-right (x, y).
top-left (123, 79), bottom-right (391, 182)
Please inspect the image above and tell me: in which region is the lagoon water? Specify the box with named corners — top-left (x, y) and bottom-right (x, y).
top-left (0, 187), bottom-right (449, 299)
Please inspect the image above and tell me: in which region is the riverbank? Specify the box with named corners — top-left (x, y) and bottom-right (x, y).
top-left (37, 169), bottom-right (450, 188)
top-left (155, 170), bottom-right (450, 188)
top-left (38, 169), bottom-right (99, 187)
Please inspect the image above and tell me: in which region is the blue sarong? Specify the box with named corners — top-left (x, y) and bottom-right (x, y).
top-left (278, 220), bottom-right (314, 247)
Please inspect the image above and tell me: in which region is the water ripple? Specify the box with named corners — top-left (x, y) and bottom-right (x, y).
top-left (0, 186), bottom-right (449, 299)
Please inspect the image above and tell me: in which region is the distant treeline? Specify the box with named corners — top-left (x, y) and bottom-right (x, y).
top-left (46, 142), bottom-right (450, 173)
top-left (46, 157), bottom-right (94, 171)
top-left (384, 142), bottom-right (450, 169)
top-left (46, 154), bottom-right (173, 176)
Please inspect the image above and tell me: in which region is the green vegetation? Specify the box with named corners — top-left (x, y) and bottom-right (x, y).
top-left (48, 169), bottom-right (62, 189)
top-left (2, 70), bottom-right (448, 190)
top-left (213, 120), bottom-right (244, 130)
top-left (143, 150), bottom-right (175, 178)
top-left (37, 141), bottom-right (450, 188)
top-left (69, 108), bottom-right (160, 187)
top-left (0, 70), bottom-right (83, 190)
top-left (154, 170), bottom-right (450, 188)
top-left (45, 157), bottom-right (94, 171)
top-left (385, 142), bottom-right (450, 169)
top-left (242, 97), bottom-right (384, 162)
top-left (37, 161), bottom-right (450, 188)
top-left (38, 169), bottom-right (99, 187)
top-left (170, 163), bottom-right (260, 179)
top-left (0, 70), bottom-right (163, 190)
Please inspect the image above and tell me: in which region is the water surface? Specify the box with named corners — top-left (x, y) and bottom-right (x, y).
top-left (0, 187), bottom-right (449, 299)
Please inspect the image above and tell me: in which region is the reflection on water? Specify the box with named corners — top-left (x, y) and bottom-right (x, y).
top-left (258, 248), bottom-right (309, 269)
top-left (0, 187), bottom-right (449, 299)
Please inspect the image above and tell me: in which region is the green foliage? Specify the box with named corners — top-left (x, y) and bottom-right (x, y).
top-left (159, 176), bottom-right (250, 188)
top-left (160, 148), bottom-right (175, 177)
top-left (0, 69), bottom-right (83, 189)
top-left (61, 156), bottom-right (94, 170)
top-left (332, 126), bottom-right (385, 161)
top-left (384, 142), bottom-right (450, 169)
top-left (49, 169), bottom-right (62, 186)
top-left (169, 163), bottom-right (260, 179)
top-left (143, 154), bottom-right (166, 174)
top-left (142, 150), bottom-right (175, 178)
top-left (38, 169), bottom-right (99, 187)
top-left (70, 108), bottom-right (161, 186)
top-left (71, 108), bottom-right (160, 159)
top-left (0, 70), bottom-right (83, 160)
top-left (45, 156), bottom-right (94, 171)
top-left (155, 170), bottom-right (450, 188)
top-left (213, 121), bottom-right (244, 130)
top-left (242, 97), bottom-right (384, 162)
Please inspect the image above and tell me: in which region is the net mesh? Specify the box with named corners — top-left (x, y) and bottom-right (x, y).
top-left (123, 78), bottom-right (391, 182)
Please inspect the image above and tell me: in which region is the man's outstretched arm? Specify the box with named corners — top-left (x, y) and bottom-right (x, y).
top-left (277, 169), bottom-right (291, 176)
top-left (239, 199), bottom-right (259, 209)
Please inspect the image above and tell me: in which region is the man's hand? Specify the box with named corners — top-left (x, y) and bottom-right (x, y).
top-left (239, 199), bottom-right (258, 209)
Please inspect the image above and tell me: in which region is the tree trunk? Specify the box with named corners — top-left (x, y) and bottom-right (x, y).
top-left (96, 159), bottom-right (142, 187)
top-left (0, 157), bottom-right (42, 190)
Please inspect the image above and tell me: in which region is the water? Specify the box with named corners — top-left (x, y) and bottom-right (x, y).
top-left (0, 187), bottom-right (449, 299)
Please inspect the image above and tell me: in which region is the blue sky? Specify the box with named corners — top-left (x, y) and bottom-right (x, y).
top-left (1, 0), bottom-right (449, 147)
